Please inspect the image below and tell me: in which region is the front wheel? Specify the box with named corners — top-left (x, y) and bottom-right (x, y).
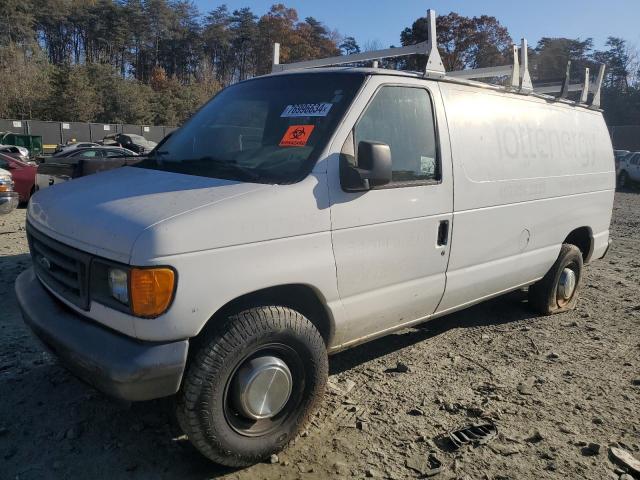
top-left (618, 171), bottom-right (629, 189)
top-left (177, 306), bottom-right (328, 467)
top-left (528, 244), bottom-right (583, 315)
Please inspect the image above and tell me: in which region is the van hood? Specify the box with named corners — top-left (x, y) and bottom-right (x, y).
top-left (28, 167), bottom-right (269, 263)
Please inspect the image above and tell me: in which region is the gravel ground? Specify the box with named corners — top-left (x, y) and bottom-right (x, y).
top-left (1, 192), bottom-right (639, 480)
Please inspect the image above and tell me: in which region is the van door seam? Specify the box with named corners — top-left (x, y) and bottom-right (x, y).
top-left (433, 82), bottom-right (456, 313)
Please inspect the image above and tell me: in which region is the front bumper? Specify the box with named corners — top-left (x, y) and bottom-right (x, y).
top-left (0, 192), bottom-right (19, 214)
top-left (15, 268), bottom-right (188, 401)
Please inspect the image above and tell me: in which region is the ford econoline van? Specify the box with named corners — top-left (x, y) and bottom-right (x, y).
top-left (16, 18), bottom-right (614, 466)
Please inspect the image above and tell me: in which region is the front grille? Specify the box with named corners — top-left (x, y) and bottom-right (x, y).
top-left (27, 222), bottom-right (91, 310)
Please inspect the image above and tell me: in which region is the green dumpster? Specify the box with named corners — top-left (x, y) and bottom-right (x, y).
top-left (0, 132), bottom-right (43, 157)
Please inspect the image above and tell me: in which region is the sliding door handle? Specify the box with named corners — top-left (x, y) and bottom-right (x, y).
top-left (437, 220), bottom-right (449, 246)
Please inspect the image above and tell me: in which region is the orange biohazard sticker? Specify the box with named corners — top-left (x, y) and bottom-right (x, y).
top-left (279, 125), bottom-right (315, 147)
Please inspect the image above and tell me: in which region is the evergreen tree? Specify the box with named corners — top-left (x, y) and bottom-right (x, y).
top-left (45, 64), bottom-right (99, 122)
top-left (340, 36), bottom-right (360, 55)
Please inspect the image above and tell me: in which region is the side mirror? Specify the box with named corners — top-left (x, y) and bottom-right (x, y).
top-left (341, 141), bottom-right (392, 191)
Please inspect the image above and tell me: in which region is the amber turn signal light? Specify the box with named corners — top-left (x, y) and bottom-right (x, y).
top-left (130, 268), bottom-right (175, 317)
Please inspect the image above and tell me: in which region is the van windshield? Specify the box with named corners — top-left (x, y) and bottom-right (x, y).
top-left (135, 72), bottom-right (365, 183)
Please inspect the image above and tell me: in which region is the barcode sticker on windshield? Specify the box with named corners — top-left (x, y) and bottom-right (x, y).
top-left (281, 103), bottom-right (332, 117)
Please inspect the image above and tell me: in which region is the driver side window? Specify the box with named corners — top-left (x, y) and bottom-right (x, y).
top-left (78, 150), bottom-right (101, 158)
top-left (353, 86), bottom-right (439, 185)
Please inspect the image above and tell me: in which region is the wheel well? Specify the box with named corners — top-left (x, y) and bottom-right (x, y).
top-left (564, 227), bottom-right (593, 262)
top-left (201, 284), bottom-right (334, 346)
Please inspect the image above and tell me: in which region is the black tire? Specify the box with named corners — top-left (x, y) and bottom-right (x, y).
top-left (176, 306), bottom-right (328, 467)
top-left (528, 244), bottom-right (583, 315)
top-left (618, 171), bottom-right (629, 189)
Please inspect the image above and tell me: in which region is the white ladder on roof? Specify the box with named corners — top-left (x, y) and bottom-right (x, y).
top-left (270, 8), bottom-right (605, 110)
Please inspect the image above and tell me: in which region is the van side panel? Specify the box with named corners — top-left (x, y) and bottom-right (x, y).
top-left (126, 173), bottom-right (344, 342)
top-left (437, 83), bottom-right (615, 313)
top-left (326, 76), bottom-right (454, 349)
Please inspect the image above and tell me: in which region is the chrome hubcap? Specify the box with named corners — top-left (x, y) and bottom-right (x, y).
top-left (233, 356), bottom-right (292, 420)
top-left (558, 267), bottom-right (577, 301)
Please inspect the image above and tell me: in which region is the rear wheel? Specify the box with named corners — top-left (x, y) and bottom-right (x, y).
top-left (177, 306), bottom-right (328, 467)
top-left (528, 244), bottom-right (583, 315)
top-left (618, 171), bottom-right (629, 189)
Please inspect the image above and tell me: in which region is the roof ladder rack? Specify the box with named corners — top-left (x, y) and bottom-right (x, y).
top-left (578, 67), bottom-right (591, 104)
top-left (511, 44), bottom-right (520, 89)
top-left (269, 4), bottom-right (604, 110)
top-left (589, 64), bottom-right (605, 109)
top-left (423, 9), bottom-right (445, 77)
top-left (447, 39), bottom-right (531, 93)
top-left (272, 9), bottom-right (445, 77)
top-left (272, 39), bottom-right (430, 73)
top-left (560, 60), bottom-right (572, 98)
top-left (519, 38), bottom-right (533, 93)
top-left (447, 43), bottom-right (519, 87)
top-left (533, 62), bottom-right (605, 109)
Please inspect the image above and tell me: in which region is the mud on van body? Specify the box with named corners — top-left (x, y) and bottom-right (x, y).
top-left (16, 61), bottom-right (614, 466)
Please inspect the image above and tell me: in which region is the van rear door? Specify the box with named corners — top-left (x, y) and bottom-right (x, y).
top-left (327, 76), bottom-right (454, 347)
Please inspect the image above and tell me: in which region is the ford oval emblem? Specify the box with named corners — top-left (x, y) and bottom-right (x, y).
top-left (38, 256), bottom-right (51, 270)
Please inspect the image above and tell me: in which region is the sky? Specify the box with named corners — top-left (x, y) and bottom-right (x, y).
top-left (193, 0), bottom-right (640, 52)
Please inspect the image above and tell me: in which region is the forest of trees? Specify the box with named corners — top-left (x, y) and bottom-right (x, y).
top-left (0, 1), bottom-right (342, 125)
top-left (1, 1), bottom-right (638, 126)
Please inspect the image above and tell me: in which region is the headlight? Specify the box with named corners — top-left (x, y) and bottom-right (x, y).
top-left (108, 268), bottom-right (129, 304)
top-left (0, 176), bottom-right (13, 192)
top-left (92, 261), bottom-right (176, 318)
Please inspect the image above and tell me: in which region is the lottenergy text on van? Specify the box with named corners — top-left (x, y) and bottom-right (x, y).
top-left (16, 21), bottom-right (614, 467)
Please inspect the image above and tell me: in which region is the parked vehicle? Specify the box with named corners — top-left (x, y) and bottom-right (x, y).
top-left (102, 133), bottom-right (157, 154)
top-left (617, 151), bottom-right (640, 187)
top-left (0, 167), bottom-right (19, 214)
top-left (0, 153), bottom-right (37, 203)
top-left (614, 149), bottom-right (629, 161)
top-left (49, 145), bottom-right (135, 160)
top-left (0, 132), bottom-right (43, 157)
top-left (0, 144), bottom-right (31, 162)
top-left (59, 146), bottom-right (137, 159)
top-left (614, 149), bottom-right (630, 175)
top-left (53, 141), bottom-right (100, 156)
top-left (15, 17), bottom-right (614, 468)
top-left (37, 147), bottom-right (139, 190)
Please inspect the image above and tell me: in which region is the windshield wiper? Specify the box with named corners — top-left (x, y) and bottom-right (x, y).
top-left (180, 156), bottom-right (263, 182)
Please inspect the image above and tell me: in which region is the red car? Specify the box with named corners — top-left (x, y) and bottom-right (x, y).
top-left (0, 153), bottom-right (37, 203)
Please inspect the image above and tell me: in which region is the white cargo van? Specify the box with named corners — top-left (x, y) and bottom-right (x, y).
top-left (16, 11), bottom-right (614, 467)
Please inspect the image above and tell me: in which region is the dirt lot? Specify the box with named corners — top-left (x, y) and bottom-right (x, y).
top-left (1, 192), bottom-right (639, 480)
